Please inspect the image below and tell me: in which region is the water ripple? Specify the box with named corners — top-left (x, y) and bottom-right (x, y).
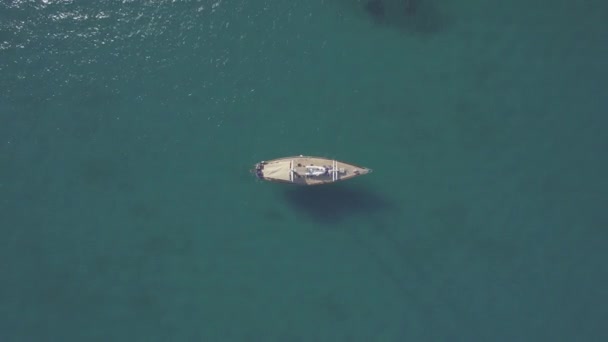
top-left (1, 0), bottom-right (315, 113)
top-left (1, 0), bottom-right (246, 85)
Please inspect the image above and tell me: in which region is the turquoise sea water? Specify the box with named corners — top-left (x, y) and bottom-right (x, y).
top-left (1, 0), bottom-right (607, 340)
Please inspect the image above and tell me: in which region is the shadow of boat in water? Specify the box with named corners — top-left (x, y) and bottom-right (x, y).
top-left (282, 183), bottom-right (392, 224)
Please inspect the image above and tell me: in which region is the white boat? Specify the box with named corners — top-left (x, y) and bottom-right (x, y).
top-left (252, 155), bottom-right (372, 185)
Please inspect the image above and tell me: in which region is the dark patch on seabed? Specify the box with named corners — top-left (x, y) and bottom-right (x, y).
top-left (282, 183), bottom-right (392, 224)
top-left (360, 0), bottom-right (448, 34)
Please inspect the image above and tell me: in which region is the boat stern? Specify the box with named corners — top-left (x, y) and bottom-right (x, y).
top-left (252, 161), bottom-right (266, 180)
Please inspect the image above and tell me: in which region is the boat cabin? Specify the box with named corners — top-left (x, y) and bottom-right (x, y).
top-left (305, 165), bottom-right (329, 176)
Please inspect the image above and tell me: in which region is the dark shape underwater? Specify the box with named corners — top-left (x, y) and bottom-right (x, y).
top-left (364, 0), bottom-right (385, 19)
top-left (283, 183), bottom-right (392, 223)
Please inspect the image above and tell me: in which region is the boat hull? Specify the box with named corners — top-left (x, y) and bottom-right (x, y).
top-left (252, 155), bottom-right (372, 185)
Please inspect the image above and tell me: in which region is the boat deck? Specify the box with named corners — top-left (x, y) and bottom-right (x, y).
top-left (255, 155), bottom-right (372, 185)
